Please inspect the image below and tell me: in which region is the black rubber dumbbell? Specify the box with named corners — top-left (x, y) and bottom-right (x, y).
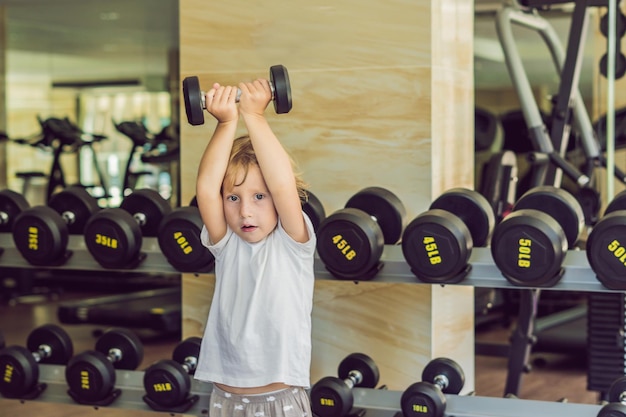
top-left (490, 185), bottom-right (584, 287)
top-left (158, 205), bottom-right (214, 273)
top-left (402, 188), bottom-right (495, 284)
top-left (586, 190), bottom-right (626, 290)
top-left (316, 187), bottom-right (406, 281)
top-left (596, 376), bottom-right (626, 417)
top-left (143, 337), bottom-right (202, 412)
top-left (401, 358), bottom-right (465, 417)
top-left (0, 189), bottom-right (30, 235)
top-left (310, 353), bottom-right (380, 417)
top-left (12, 186), bottom-right (100, 266)
top-left (65, 328), bottom-right (144, 406)
top-left (302, 190), bottom-right (326, 232)
top-left (182, 65), bottom-right (292, 125)
top-left (83, 188), bottom-right (171, 268)
top-left (0, 324), bottom-right (73, 399)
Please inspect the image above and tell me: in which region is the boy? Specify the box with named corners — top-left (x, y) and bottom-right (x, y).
top-left (194, 77), bottom-right (316, 417)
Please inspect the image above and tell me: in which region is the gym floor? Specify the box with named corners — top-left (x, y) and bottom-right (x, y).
top-left (0, 286), bottom-right (598, 416)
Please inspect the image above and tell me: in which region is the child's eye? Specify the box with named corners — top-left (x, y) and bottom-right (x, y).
top-left (227, 195), bottom-right (239, 202)
top-left (254, 193), bottom-right (265, 200)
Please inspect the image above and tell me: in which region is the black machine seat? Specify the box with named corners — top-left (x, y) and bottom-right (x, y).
top-left (57, 287), bottom-right (181, 335)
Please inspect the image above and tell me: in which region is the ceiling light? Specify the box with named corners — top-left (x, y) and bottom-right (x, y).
top-left (100, 12), bottom-right (120, 21)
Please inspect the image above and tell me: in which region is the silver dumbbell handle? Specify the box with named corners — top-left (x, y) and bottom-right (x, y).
top-left (343, 370), bottom-right (363, 389)
top-left (200, 83), bottom-right (276, 110)
top-left (182, 356), bottom-right (198, 374)
top-left (32, 344), bottom-right (52, 362)
top-left (433, 374), bottom-right (450, 391)
top-left (108, 347), bottom-right (123, 363)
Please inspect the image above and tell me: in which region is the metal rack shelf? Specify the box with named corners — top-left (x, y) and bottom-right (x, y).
top-left (0, 233), bottom-right (614, 293)
top-left (3, 365), bottom-right (606, 417)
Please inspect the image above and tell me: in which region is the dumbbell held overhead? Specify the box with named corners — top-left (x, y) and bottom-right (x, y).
top-left (182, 65), bottom-right (292, 125)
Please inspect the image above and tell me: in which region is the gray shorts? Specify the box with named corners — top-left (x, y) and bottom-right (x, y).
top-left (209, 385), bottom-right (311, 417)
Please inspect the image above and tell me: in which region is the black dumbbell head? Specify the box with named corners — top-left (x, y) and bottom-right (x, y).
top-left (310, 352), bottom-right (379, 417)
top-left (0, 189), bottom-right (29, 233)
top-left (0, 324), bottom-right (73, 398)
top-left (65, 350), bottom-right (117, 403)
top-left (172, 337), bottom-right (202, 369)
top-left (605, 190), bottom-right (626, 215)
top-left (0, 345), bottom-right (39, 398)
top-left (157, 206), bottom-right (214, 273)
top-left (345, 186), bottom-right (406, 245)
top-left (48, 186), bottom-right (100, 234)
top-left (143, 337), bottom-right (202, 408)
top-left (27, 324), bottom-right (73, 364)
top-left (310, 376), bottom-right (354, 417)
top-left (600, 52), bottom-right (626, 79)
top-left (422, 358), bottom-right (465, 395)
top-left (600, 10), bottom-right (626, 38)
top-left (597, 402), bottom-right (626, 417)
top-left (338, 352), bottom-right (380, 388)
top-left (402, 209), bottom-right (472, 284)
top-left (513, 186), bottom-right (584, 249)
top-left (95, 328), bottom-right (144, 370)
top-left (302, 190), bottom-right (326, 232)
top-left (401, 381), bottom-right (446, 417)
top-left (144, 360), bottom-right (192, 408)
top-left (182, 76), bottom-right (205, 126)
top-left (316, 208), bottom-right (384, 281)
top-left (65, 328), bottom-right (142, 403)
top-left (84, 208), bottom-right (143, 269)
top-left (586, 210), bottom-right (626, 290)
top-left (490, 208), bottom-right (568, 287)
top-left (429, 188), bottom-right (495, 247)
top-left (269, 65), bottom-right (292, 114)
top-left (608, 375), bottom-right (626, 403)
top-left (120, 189), bottom-right (172, 237)
top-left (12, 206), bottom-right (69, 266)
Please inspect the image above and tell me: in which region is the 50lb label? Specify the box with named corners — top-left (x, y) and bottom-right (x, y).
top-left (608, 239), bottom-right (626, 265)
top-left (518, 238), bottom-right (531, 268)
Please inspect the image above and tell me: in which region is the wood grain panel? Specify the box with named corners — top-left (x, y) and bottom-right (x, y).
top-left (180, 0), bottom-right (475, 392)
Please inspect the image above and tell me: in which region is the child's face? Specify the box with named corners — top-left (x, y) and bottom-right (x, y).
top-left (222, 163), bottom-right (278, 243)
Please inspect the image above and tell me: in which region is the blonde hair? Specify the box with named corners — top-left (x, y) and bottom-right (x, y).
top-left (223, 135), bottom-right (308, 201)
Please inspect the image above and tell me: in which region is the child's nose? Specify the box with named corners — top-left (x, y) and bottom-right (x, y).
top-left (240, 200), bottom-right (252, 217)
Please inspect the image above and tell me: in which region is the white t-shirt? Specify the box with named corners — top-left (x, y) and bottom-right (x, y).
top-left (194, 213), bottom-right (316, 388)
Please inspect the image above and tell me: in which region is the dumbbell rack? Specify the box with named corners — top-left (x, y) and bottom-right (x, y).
top-left (0, 233), bottom-right (615, 293)
top-left (0, 234), bottom-right (177, 274)
top-left (12, 365), bottom-right (608, 417)
top-left (1, 236), bottom-right (623, 415)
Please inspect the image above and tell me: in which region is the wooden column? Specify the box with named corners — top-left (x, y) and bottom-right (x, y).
top-left (179, 0), bottom-right (475, 391)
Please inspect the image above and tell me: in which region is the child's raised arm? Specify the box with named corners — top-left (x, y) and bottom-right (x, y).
top-left (196, 83), bottom-right (239, 244)
top-left (238, 79), bottom-right (309, 243)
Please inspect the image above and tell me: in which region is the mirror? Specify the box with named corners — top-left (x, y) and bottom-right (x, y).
top-left (1, 0), bottom-right (179, 206)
